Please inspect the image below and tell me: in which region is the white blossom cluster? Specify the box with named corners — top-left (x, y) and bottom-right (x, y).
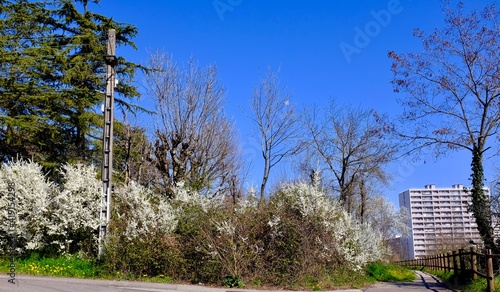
top-left (116, 181), bottom-right (177, 241)
top-left (0, 160), bottom-right (102, 253)
top-left (171, 181), bottom-right (217, 211)
top-left (234, 187), bottom-right (258, 214)
top-left (113, 181), bottom-right (224, 242)
top-left (0, 160), bottom-right (52, 251)
top-left (47, 163), bottom-right (102, 250)
top-left (277, 181), bottom-right (385, 271)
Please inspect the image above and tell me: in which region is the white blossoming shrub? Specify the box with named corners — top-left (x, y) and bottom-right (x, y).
top-left (0, 160), bottom-right (106, 256)
top-left (272, 181), bottom-right (385, 271)
top-left (0, 160), bottom-right (54, 253)
top-left (47, 163), bottom-right (102, 254)
top-left (106, 181), bottom-right (186, 278)
top-left (330, 213), bottom-right (385, 271)
top-left (115, 181), bottom-right (177, 240)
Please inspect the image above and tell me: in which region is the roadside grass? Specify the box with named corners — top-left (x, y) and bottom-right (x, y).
top-left (461, 277), bottom-right (500, 292)
top-left (0, 253), bottom-right (177, 284)
top-left (366, 262), bottom-right (416, 282)
top-left (422, 267), bottom-right (500, 292)
top-left (0, 253), bottom-right (101, 278)
top-left (1, 255), bottom-right (417, 290)
top-left (286, 262), bottom-right (415, 291)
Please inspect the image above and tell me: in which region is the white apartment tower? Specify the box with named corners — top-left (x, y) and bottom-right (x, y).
top-left (399, 184), bottom-right (487, 259)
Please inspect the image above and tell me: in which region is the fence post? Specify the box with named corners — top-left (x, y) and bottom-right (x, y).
top-left (471, 247), bottom-right (477, 280)
top-left (486, 249), bottom-right (494, 292)
top-left (446, 251), bottom-right (451, 273)
top-left (453, 250), bottom-right (459, 286)
top-left (440, 253), bottom-right (446, 272)
top-left (459, 249), bottom-right (466, 284)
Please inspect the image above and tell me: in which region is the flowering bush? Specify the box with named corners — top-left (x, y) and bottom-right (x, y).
top-left (0, 160), bottom-right (53, 253)
top-left (0, 160), bottom-right (387, 285)
top-left (275, 181), bottom-right (385, 271)
top-left (47, 163), bottom-right (102, 254)
top-left (0, 160), bottom-right (102, 255)
top-left (195, 181), bottom-right (386, 287)
top-left (115, 181), bottom-right (177, 240)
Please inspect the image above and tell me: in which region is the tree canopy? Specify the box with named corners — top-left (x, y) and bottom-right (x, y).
top-left (388, 2), bottom-right (500, 250)
top-left (0, 0), bottom-right (140, 172)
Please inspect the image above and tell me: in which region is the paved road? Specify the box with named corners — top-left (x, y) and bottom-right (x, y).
top-left (0, 271), bottom-right (455, 292)
top-left (0, 275), bottom-right (360, 292)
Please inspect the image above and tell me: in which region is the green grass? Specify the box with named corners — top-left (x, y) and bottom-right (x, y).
top-left (366, 262), bottom-right (416, 282)
top-left (0, 253), bottom-right (101, 278)
top-left (423, 268), bottom-right (500, 292)
top-left (1, 254), bottom-right (410, 290)
top-left (460, 277), bottom-right (500, 292)
top-left (0, 253), bottom-right (176, 284)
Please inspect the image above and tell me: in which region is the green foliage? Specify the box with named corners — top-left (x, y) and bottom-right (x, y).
top-left (469, 148), bottom-right (495, 251)
top-left (0, 253), bottom-right (100, 278)
top-left (223, 276), bottom-right (245, 288)
top-left (423, 268), bottom-right (500, 292)
top-left (174, 203), bottom-right (223, 284)
top-left (326, 268), bottom-right (376, 288)
top-left (366, 262), bottom-right (416, 282)
top-left (0, 0), bottom-right (140, 172)
top-left (423, 268), bottom-right (454, 283)
top-left (461, 276), bottom-right (500, 292)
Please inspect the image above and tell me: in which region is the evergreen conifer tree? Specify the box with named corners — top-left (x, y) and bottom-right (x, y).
top-left (0, 0), bottom-right (140, 172)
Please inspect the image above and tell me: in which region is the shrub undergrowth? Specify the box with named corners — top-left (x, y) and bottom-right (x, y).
top-left (0, 160), bottom-right (393, 289)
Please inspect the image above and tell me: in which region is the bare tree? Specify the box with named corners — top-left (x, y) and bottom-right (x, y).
top-left (388, 3), bottom-right (500, 250)
top-left (304, 102), bottom-right (395, 215)
top-left (145, 51), bottom-right (241, 198)
top-left (250, 68), bottom-right (303, 200)
top-left (364, 196), bottom-right (410, 241)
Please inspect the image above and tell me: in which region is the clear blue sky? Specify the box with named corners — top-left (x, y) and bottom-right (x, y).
top-left (94, 0), bottom-right (499, 206)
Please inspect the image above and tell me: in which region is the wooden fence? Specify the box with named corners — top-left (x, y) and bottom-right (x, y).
top-left (396, 247), bottom-right (498, 292)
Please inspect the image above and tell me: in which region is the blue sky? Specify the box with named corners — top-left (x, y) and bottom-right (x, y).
top-left (94, 0), bottom-right (499, 206)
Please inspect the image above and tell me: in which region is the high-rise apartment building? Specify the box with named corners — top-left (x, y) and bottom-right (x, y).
top-left (399, 184), bottom-right (486, 259)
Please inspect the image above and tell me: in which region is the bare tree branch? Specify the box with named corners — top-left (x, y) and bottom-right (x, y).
top-left (145, 51), bottom-right (241, 199)
top-left (250, 68), bottom-right (303, 200)
top-left (388, 2), bottom-right (500, 250)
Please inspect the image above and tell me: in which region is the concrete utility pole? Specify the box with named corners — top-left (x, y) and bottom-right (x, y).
top-left (98, 29), bottom-right (116, 257)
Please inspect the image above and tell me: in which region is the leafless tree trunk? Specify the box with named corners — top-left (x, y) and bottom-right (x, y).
top-left (145, 51), bottom-right (241, 199)
top-left (250, 68), bottom-right (303, 200)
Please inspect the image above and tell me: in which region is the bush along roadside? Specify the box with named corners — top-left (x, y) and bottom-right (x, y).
top-left (0, 160), bottom-right (397, 290)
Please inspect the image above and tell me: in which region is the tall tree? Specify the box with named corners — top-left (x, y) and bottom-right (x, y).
top-left (0, 0), bottom-right (139, 172)
top-left (250, 68), bottom-right (303, 200)
top-left (388, 2), bottom-right (500, 250)
top-left (145, 51), bottom-right (241, 199)
top-left (304, 102), bottom-right (395, 216)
